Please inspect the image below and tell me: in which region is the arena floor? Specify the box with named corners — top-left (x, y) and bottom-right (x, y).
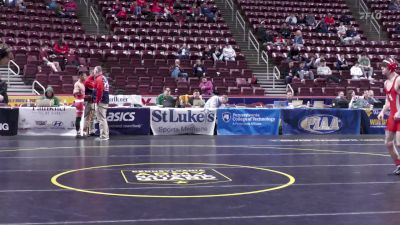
top-left (0, 135), bottom-right (399, 225)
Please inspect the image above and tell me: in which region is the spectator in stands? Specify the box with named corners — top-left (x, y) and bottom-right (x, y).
top-left (66, 49), bottom-right (80, 67)
top-left (0, 78), bottom-right (8, 105)
top-left (222, 45), bottom-right (236, 61)
top-left (199, 77), bottom-right (213, 96)
top-left (317, 60), bottom-right (340, 83)
top-left (111, 0), bottom-right (123, 14)
top-left (188, 3), bottom-right (201, 20)
top-left (256, 26), bottom-right (274, 44)
top-left (285, 14), bottom-right (297, 25)
top-left (274, 33), bottom-right (287, 46)
top-left (47, 0), bottom-right (58, 10)
top-left (335, 54), bottom-right (349, 70)
top-left (292, 30), bottom-right (305, 48)
top-left (279, 23), bottom-right (291, 39)
top-left (324, 13), bottom-right (335, 26)
top-left (40, 86), bottom-right (60, 106)
top-left (339, 14), bottom-right (351, 25)
top-left (313, 55), bottom-right (325, 68)
top-left (350, 63), bottom-right (364, 79)
top-left (358, 52), bottom-right (374, 80)
top-left (201, 46), bottom-right (213, 61)
top-left (298, 14), bottom-right (316, 27)
top-left (316, 20), bottom-right (329, 33)
top-left (93, 66), bottom-right (110, 141)
top-left (116, 7), bottom-right (128, 19)
top-left (39, 46), bottom-right (61, 72)
top-left (131, 0), bottom-right (143, 15)
top-left (343, 25), bottom-right (361, 44)
top-left (388, 0), bottom-right (400, 11)
top-left (283, 61), bottom-right (299, 84)
top-left (163, 3), bottom-right (174, 20)
top-left (350, 90), bottom-right (371, 109)
top-left (286, 90), bottom-right (294, 103)
top-left (191, 89), bottom-right (205, 107)
top-left (193, 59), bottom-right (206, 78)
top-left (53, 39), bottom-right (69, 55)
top-left (174, 0), bottom-right (184, 10)
top-left (0, 43), bottom-right (13, 66)
top-left (151, 0), bottom-right (162, 15)
top-left (305, 53), bottom-right (317, 69)
top-left (16, 0), bottom-right (26, 11)
top-left (212, 46), bottom-right (223, 61)
top-left (337, 22), bottom-right (347, 40)
top-left (64, 0), bottom-right (77, 12)
top-left (156, 87), bottom-right (176, 107)
top-left (298, 62), bottom-right (315, 83)
top-left (204, 95), bottom-right (228, 108)
top-left (332, 91), bottom-right (348, 108)
top-left (367, 90), bottom-right (381, 105)
top-left (177, 44), bottom-right (190, 60)
top-left (170, 59), bottom-right (188, 80)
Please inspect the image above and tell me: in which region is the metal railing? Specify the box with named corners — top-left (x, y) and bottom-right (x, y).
top-left (248, 31), bottom-right (260, 64)
top-left (32, 80), bottom-right (45, 95)
top-left (272, 66), bottom-right (280, 89)
top-left (7, 60), bottom-right (20, 87)
top-left (260, 50), bottom-right (269, 76)
top-left (235, 11), bottom-right (246, 41)
top-left (359, 0), bottom-right (381, 40)
top-left (370, 16), bottom-right (381, 40)
top-left (90, 6), bottom-right (100, 34)
top-left (83, 0), bottom-right (89, 15)
top-left (226, 0), bottom-right (234, 21)
top-left (287, 84), bottom-right (294, 94)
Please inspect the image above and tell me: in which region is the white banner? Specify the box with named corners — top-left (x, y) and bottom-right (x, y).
top-left (150, 108), bottom-right (217, 135)
top-left (18, 107), bottom-right (77, 136)
top-left (109, 95), bottom-right (142, 106)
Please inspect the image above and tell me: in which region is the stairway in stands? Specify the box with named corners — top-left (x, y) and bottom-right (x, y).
top-left (215, 0), bottom-right (287, 96)
top-left (75, 0), bottom-right (108, 35)
top-left (0, 65), bottom-right (32, 95)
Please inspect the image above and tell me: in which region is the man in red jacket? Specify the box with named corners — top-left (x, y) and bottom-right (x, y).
top-left (93, 66), bottom-right (110, 141)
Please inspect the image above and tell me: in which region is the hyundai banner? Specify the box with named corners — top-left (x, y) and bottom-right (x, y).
top-left (217, 108), bottom-right (280, 135)
top-left (95, 108), bottom-right (150, 135)
top-left (18, 107), bottom-right (76, 136)
top-left (281, 109), bottom-right (361, 135)
top-left (150, 108), bottom-right (217, 135)
top-left (0, 108), bottom-right (19, 136)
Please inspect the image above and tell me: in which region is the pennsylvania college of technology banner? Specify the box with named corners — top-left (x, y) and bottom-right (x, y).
top-left (95, 107), bottom-right (150, 135)
top-left (0, 108), bottom-right (19, 136)
top-left (217, 108), bottom-right (281, 135)
top-left (18, 107), bottom-right (76, 136)
top-left (281, 109), bottom-right (361, 135)
top-left (150, 108), bottom-right (217, 135)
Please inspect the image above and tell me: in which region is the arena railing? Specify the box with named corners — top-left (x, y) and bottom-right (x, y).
top-left (235, 11), bottom-right (246, 41)
top-left (89, 6), bottom-right (100, 34)
top-left (261, 50), bottom-right (269, 75)
top-left (248, 31), bottom-right (260, 64)
top-left (7, 60), bottom-right (20, 88)
top-left (272, 66), bottom-right (280, 89)
top-left (359, 0), bottom-right (381, 40)
top-left (32, 80), bottom-right (45, 96)
top-left (225, 0), bottom-right (235, 21)
top-left (287, 83), bottom-right (294, 94)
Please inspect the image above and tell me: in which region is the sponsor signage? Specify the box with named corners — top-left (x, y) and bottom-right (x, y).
top-left (281, 109), bottom-right (361, 135)
top-left (109, 95), bottom-right (143, 106)
top-left (18, 107), bottom-right (76, 136)
top-left (0, 108), bottom-right (19, 136)
top-left (150, 108), bottom-right (216, 135)
top-left (217, 108), bottom-right (280, 135)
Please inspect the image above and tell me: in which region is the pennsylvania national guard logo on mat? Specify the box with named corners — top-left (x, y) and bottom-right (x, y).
top-left (121, 169), bottom-right (232, 185)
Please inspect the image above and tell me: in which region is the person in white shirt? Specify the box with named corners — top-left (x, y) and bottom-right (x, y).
top-left (350, 63), bottom-right (364, 79)
top-left (285, 14), bottom-right (297, 25)
top-left (204, 95), bottom-right (228, 108)
top-left (221, 45), bottom-right (236, 61)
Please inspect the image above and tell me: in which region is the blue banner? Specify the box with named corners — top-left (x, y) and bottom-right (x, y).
top-left (281, 109), bottom-right (361, 135)
top-left (217, 108), bottom-right (280, 135)
top-left (95, 108), bottom-right (150, 135)
top-left (361, 109), bottom-right (388, 134)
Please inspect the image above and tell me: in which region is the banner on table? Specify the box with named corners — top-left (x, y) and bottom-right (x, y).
top-left (18, 107), bottom-right (76, 136)
top-left (281, 109), bottom-right (361, 135)
top-left (95, 107), bottom-right (150, 135)
top-left (109, 95), bottom-right (143, 106)
top-left (217, 108), bottom-right (280, 135)
top-left (362, 109), bottom-right (388, 134)
top-left (0, 108), bottom-right (19, 136)
top-left (150, 108), bottom-right (216, 135)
